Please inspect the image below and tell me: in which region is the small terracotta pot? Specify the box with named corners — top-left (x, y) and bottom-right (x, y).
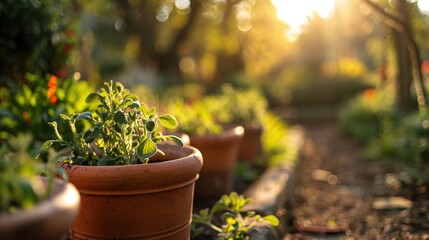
top-left (0, 177), bottom-right (80, 240)
top-left (190, 126), bottom-right (244, 198)
top-left (65, 144), bottom-right (202, 240)
top-left (238, 123), bottom-right (263, 163)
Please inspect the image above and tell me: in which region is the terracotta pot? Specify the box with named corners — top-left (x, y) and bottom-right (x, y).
top-left (0, 177), bottom-right (80, 240)
top-left (238, 123), bottom-right (263, 163)
top-left (65, 144), bottom-right (202, 240)
top-left (190, 126), bottom-right (244, 198)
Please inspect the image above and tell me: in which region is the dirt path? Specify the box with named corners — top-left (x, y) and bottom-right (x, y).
top-left (284, 120), bottom-right (429, 240)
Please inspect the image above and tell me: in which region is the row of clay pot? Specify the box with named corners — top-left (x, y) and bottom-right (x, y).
top-left (192, 123), bottom-right (263, 199)
top-left (0, 124), bottom-right (263, 240)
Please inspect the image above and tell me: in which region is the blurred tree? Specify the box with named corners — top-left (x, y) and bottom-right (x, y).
top-left (361, 0), bottom-right (427, 113)
top-left (76, 0), bottom-right (288, 88)
top-left (296, 14), bottom-right (327, 73)
top-left (0, 0), bottom-right (76, 87)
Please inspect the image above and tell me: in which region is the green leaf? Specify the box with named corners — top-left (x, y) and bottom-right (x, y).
top-left (113, 123), bottom-right (122, 133)
top-left (59, 114), bottom-right (70, 121)
top-left (48, 121), bottom-right (58, 128)
top-left (148, 107), bottom-right (156, 116)
top-left (146, 120), bottom-right (156, 132)
top-left (211, 202), bottom-right (228, 214)
top-left (262, 215), bottom-right (279, 226)
top-left (40, 140), bottom-right (54, 152)
top-left (115, 82), bottom-right (124, 93)
top-left (130, 101), bottom-right (141, 109)
top-left (85, 92), bottom-right (101, 103)
top-left (165, 135), bottom-right (184, 147)
top-left (137, 138), bottom-right (157, 159)
top-left (114, 110), bottom-right (127, 124)
top-left (159, 114), bottom-right (178, 129)
top-left (85, 128), bottom-right (101, 143)
top-left (140, 103), bottom-right (149, 113)
top-left (76, 112), bottom-right (93, 122)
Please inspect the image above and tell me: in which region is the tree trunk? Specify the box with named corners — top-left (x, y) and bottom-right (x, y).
top-left (360, 0), bottom-right (427, 113)
top-left (393, 0), bottom-right (413, 112)
top-left (212, 0), bottom-right (245, 85)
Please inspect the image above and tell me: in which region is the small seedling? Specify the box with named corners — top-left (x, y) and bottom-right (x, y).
top-left (192, 192), bottom-right (279, 240)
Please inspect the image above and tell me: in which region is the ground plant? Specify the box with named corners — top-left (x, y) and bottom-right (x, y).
top-left (0, 134), bottom-right (62, 213)
top-left (192, 192), bottom-right (279, 240)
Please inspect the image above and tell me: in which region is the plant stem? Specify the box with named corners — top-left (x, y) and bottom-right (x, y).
top-left (121, 129), bottom-right (131, 164)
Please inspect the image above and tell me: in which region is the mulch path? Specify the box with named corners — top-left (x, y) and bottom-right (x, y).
top-left (284, 120), bottom-right (429, 240)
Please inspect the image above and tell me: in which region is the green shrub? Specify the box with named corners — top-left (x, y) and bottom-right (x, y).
top-left (211, 84), bottom-right (268, 126)
top-left (340, 87), bottom-right (429, 181)
top-left (0, 73), bottom-right (94, 146)
top-left (0, 0), bottom-right (75, 84)
top-left (167, 99), bottom-right (222, 136)
top-left (0, 134), bottom-right (64, 213)
top-left (261, 112), bottom-right (294, 166)
top-left (339, 88), bottom-right (397, 142)
top-left (367, 110), bottom-right (429, 181)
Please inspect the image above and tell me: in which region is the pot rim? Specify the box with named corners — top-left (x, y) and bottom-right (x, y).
top-left (63, 144), bottom-right (203, 195)
top-left (189, 125), bottom-right (244, 140)
top-left (0, 177), bottom-right (80, 230)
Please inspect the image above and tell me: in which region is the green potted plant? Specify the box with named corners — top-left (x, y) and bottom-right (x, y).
top-left (0, 134), bottom-right (80, 240)
top-left (191, 192), bottom-right (279, 240)
top-left (167, 99), bottom-right (244, 200)
top-left (42, 81), bottom-right (203, 239)
top-left (213, 85), bottom-right (268, 163)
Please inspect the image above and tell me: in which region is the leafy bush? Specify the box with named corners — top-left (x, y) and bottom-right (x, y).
top-left (340, 87), bottom-right (429, 181)
top-left (0, 73), bottom-right (94, 146)
top-left (262, 67), bottom-right (373, 107)
top-left (367, 110), bottom-right (429, 180)
top-left (167, 99), bottom-right (222, 136)
top-left (210, 84), bottom-right (268, 125)
top-left (0, 134), bottom-right (63, 213)
top-left (339, 88), bottom-right (397, 142)
top-left (0, 0), bottom-right (75, 84)
top-left (261, 112), bottom-right (294, 166)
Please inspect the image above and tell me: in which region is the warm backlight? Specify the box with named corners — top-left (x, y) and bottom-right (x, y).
top-left (271, 0), bottom-right (335, 41)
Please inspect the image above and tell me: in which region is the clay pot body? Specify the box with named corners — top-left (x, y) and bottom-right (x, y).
top-left (0, 178), bottom-right (80, 240)
top-left (238, 123), bottom-right (263, 163)
top-left (190, 126), bottom-right (244, 198)
top-left (65, 144), bottom-right (203, 240)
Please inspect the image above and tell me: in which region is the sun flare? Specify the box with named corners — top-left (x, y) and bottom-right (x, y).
top-left (272, 0), bottom-right (336, 41)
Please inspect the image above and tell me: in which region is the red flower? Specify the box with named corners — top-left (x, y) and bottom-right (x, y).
top-left (422, 60), bottom-right (429, 74)
top-left (363, 88), bottom-right (376, 100)
top-left (22, 111), bottom-right (31, 124)
top-left (50, 96), bottom-right (58, 105)
top-left (48, 75), bottom-right (57, 88)
top-left (47, 75), bottom-right (58, 105)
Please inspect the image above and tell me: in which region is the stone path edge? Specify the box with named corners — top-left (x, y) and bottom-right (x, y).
top-left (244, 126), bottom-right (306, 240)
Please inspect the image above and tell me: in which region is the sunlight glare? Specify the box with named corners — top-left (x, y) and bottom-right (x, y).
top-left (417, 0), bottom-right (429, 13)
top-left (272, 0), bottom-right (335, 41)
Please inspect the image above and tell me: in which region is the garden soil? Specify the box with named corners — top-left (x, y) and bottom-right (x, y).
top-left (284, 120), bottom-right (429, 239)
